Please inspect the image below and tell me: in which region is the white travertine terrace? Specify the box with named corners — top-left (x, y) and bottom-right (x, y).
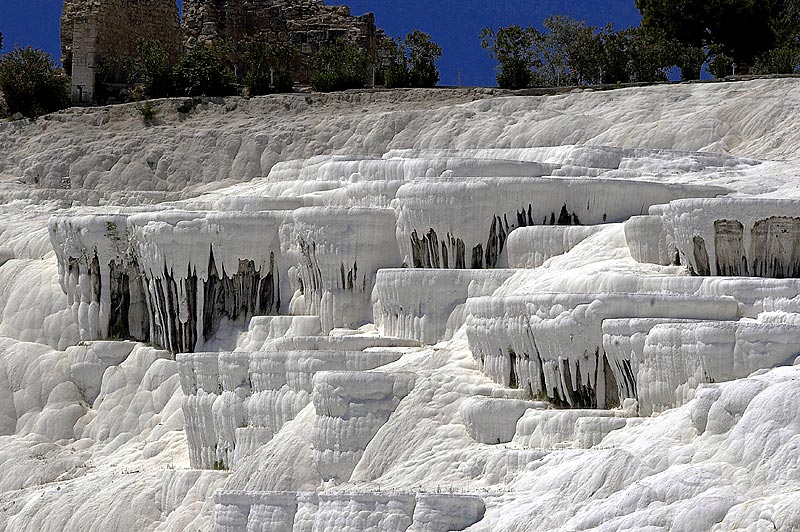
top-left (505, 225), bottom-right (608, 268)
top-left (177, 344), bottom-right (410, 470)
top-left (282, 206), bottom-right (401, 332)
top-left (665, 197), bottom-right (800, 277)
top-left (393, 176), bottom-right (725, 269)
top-left (465, 291), bottom-right (740, 407)
top-left (212, 490), bottom-right (485, 532)
top-left (372, 268), bottom-right (514, 344)
top-left (6, 80), bottom-right (800, 531)
top-left (311, 370), bottom-right (415, 484)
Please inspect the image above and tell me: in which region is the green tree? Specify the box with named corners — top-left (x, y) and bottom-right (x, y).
top-left (383, 38), bottom-right (410, 88)
top-left (129, 39), bottom-right (174, 99)
top-left (626, 27), bottom-right (672, 83)
top-left (0, 46), bottom-right (69, 117)
top-left (310, 40), bottom-right (369, 92)
top-left (751, 44), bottom-right (800, 74)
top-left (707, 45), bottom-right (735, 78)
top-left (598, 25), bottom-right (633, 84)
top-left (635, 0), bottom-right (800, 75)
top-left (384, 30), bottom-right (442, 88)
top-left (405, 30), bottom-right (442, 87)
top-left (540, 16), bottom-right (605, 86)
top-left (480, 25), bottom-right (541, 89)
top-left (242, 40), bottom-right (298, 95)
top-left (674, 43), bottom-right (706, 80)
top-left (172, 44), bottom-right (237, 97)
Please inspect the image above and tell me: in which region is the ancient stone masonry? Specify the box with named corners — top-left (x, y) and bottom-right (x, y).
top-left (61, 0), bottom-right (389, 102)
top-left (61, 0), bottom-right (181, 103)
top-left (181, 0), bottom-right (390, 82)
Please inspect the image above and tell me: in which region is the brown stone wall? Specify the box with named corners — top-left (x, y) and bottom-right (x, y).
top-left (61, 0), bottom-right (181, 102)
top-left (60, 0), bottom-right (391, 101)
top-left (182, 0), bottom-right (390, 82)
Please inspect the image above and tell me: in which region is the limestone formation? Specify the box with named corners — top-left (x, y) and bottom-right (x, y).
top-left (6, 79), bottom-right (800, 532)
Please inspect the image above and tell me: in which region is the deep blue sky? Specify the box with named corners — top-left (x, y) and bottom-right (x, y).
top-left (0, 0), bottom-right (641, 86)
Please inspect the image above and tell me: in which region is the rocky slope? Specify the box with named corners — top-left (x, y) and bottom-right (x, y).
top-left (1, 79), bottom-right (800, 531)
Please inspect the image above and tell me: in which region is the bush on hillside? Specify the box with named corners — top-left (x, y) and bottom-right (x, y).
top-left (383, 39), bottom-right (410, 88)
top-left (482, 20), bottom-right (675, 89)
top-left (129, 39), bottom-right (174, 99)
top-left (310, 40), bottom-right (369, 92)
top-left (242, 41), bottom-right (298, 95)
top-left (385, 30), bottom-right (441, 88)
top-left (751, 45), bottom-right (800, 75)
top-left (0, 46), bottom-right (70, 118)
top-left (172, 44), bottom-right (237, 97)
top-left (636, 0), bottom-right (800, 76)
top-left (480, 25), bottom-right (540, 89)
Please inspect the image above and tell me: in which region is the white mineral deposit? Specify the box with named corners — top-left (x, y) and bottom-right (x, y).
top-left (3, 79), bottom-right (800, 531)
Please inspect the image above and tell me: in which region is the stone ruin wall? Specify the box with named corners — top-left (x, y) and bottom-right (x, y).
top-left (61, 0), bottom-right (389, 102)
top-left (61, 0), bottom-right (181, 102)
top-left (182, 0), bottom-right (390, 83)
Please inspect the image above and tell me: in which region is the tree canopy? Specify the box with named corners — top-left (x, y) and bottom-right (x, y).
top-left (384, 30), bottom-right (442, 88)
top-left (480, 25), bottom-right (541, 89)
top-left (242, 40), bottom-right (298, 95)
top-left (0, 46), bottom-right (70, 117)
top-left (481, 17), bottom-right (672, 89)
top-left (310, 40), bottom-right (369, 92)
top-left (636, 0), bottom-right (800, 74)
top-left (171, 44), bottom-right (237, 97)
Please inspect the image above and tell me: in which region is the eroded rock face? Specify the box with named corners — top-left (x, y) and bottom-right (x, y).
top-left (283, 207), bottom-right (401, 332)
top-left (372, 268), bottom-right (514, 344)
top-left (11, 82), bottom-right (800, 532)
top-left (49, 208), bottom-right (403, 351)
top-left (465, 291), bottom-right (739, 408)
top-left (656, 198), bottom-right (800, 278)
top-left (213, 490), bottom-right (486, 532)
top-left (178, 342), bottom-right (409, 470)
top-left (311, 371), bottom-right (414, 484)
top-left (394, 177), bottom-right (724, 270)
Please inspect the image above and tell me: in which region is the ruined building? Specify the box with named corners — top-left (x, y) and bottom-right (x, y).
top-left (60, 0), bottom-right (181, 103)
top-left (183, 0), bottom-right (388, 77)
top-left (61, 0), bottom-right (390, 103)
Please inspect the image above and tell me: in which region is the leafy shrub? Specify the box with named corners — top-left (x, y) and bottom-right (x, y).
top-left (136, 100), bottom-right (159, 124)
top-left (0, 46), bottom-right (70, 118)
top-left (385, 31), bottom-right (442, 88)
top-left (130, 39), bottom-right (174, 99)
top-left (383, 39), bottom-right (410, 88)
top-left (482, 21), bottom-right (674, 89)
top-left (172, 44), bottom-right (237, 97)
top-left (243, 41), bottom-right (298, 95)
top-left (751, 45), bottom-right (800, 75)
top-left (310, 40), bottom-right (369, 92)
top-left (636, 0), bottom-right (800, 75)
top-left (708, 50), bottom-right (735, 78)
top-left (407, 31), bottom-right (442, 87)
top-left (480, 25), bottom-right (539, 89)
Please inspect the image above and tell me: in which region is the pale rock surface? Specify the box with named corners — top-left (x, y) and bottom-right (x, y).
top-left (372, 268), bottom-right (514, 344)
top-left (4, 80), bottom-right (800, 532)
top-left (0, 258), bottom-right (79, 349)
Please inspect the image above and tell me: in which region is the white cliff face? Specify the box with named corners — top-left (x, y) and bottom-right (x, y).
top-left (393, 177), bottom-right (724, 269)
top-left (5, 79), bottom-right (800, 532)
